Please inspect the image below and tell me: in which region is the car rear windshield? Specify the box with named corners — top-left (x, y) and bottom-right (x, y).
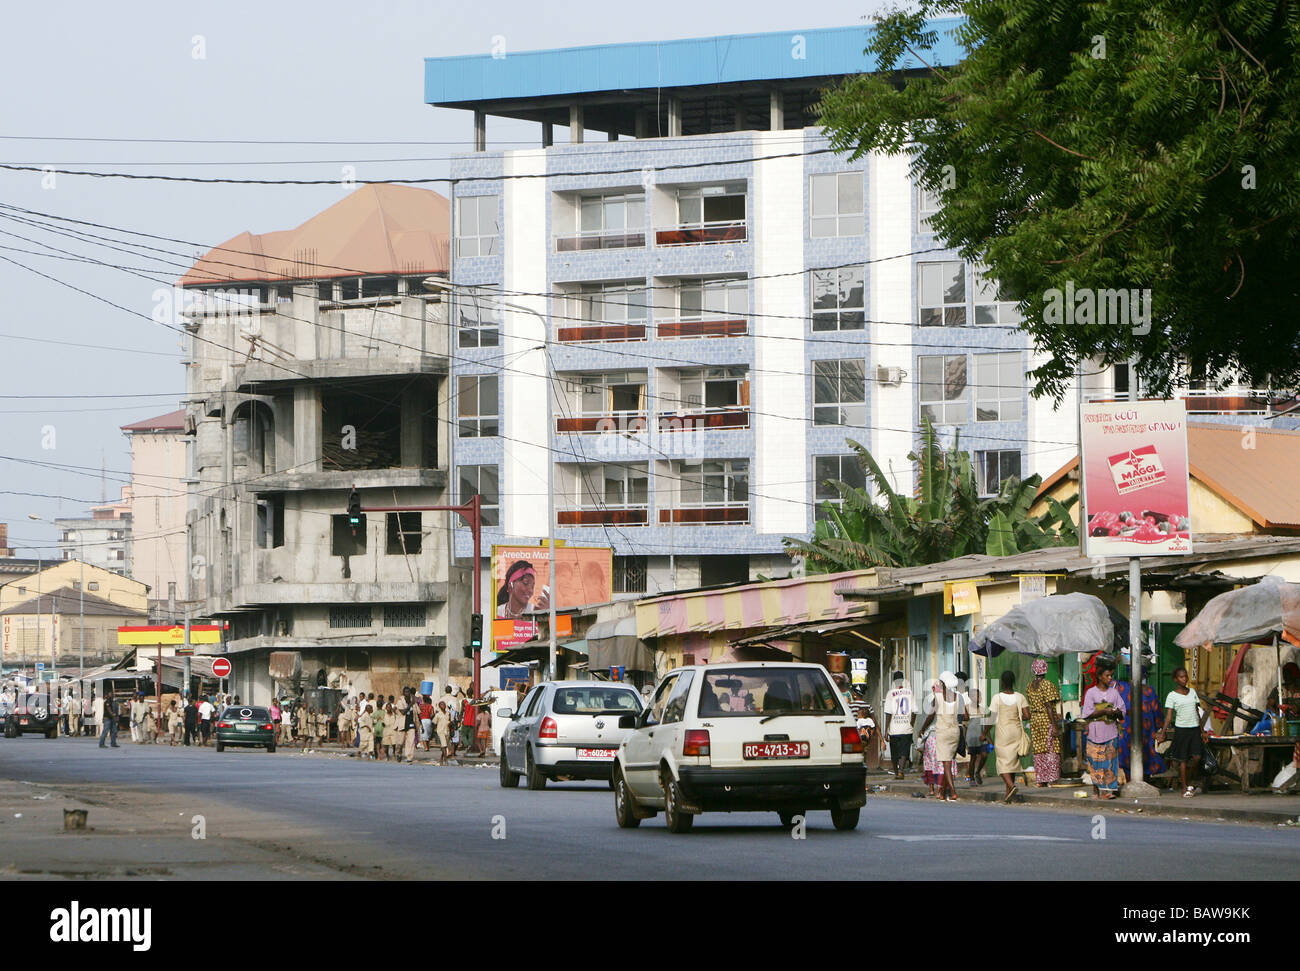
top-left (698, 668), bottom-right (844, 717)
top-left (551, 687), bottom-right (643, 715)
top-left (24, 696), bottom-right (51, 707)
top-left (226, 707), bottom-right (270, 720)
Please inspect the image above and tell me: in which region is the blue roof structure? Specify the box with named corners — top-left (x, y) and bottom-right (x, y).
top-left (424, 20), bottom-right (967, 106)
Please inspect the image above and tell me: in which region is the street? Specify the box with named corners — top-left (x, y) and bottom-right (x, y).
top-left (2, 736), bottom-right (1298, 880)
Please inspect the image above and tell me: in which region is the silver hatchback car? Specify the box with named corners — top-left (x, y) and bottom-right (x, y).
top-left (498, 681), bottom-right (644, 790)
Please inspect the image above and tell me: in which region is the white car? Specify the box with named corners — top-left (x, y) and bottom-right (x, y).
top-left (611, 662), bottom-right (866, 832)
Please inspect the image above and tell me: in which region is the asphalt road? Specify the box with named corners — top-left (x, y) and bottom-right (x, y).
top-left (3, 735), bottom-right (1298, 879)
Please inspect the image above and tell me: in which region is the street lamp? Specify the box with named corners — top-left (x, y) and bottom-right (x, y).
top-left (424, 278), bottom-right (559, 681)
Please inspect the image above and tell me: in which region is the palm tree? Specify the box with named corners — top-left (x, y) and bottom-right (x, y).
top-left (784, 419), bottom-right (1078, 573)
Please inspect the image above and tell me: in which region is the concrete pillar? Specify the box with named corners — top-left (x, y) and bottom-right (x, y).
top-left (607, 130), bottom-right (618, 141)
top-left (735, 104), bottom-right (747, 132)
top-left (634, 109), bottom-right (648, 139)
top-left (542, 122), bottom-right (553, 148)
top-left (473, 110), bottom-right (486, 152)
top-left (569, 103), bottom-right (584, 144)
top-left (400, 384), bottom-right (428, 467)
top-left (769, 89), bottom-right (784, 131)
top-left (668, 96), bottom-right (682, 137)
top-left (292, 386), bottom-right (322, 473)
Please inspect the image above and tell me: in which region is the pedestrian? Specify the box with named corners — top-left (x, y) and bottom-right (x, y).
top-left (434, 701), bottom-right (452, 765)
top-left (98, 691), bottom-right (120, 748)
top-left (918, 672), bottom-right (966, 802)
top-left (82, 693), bottom-right (93, 736)
top-left (1081, 658), bottom-right (1126, 800)
top-left (475, 703), bottom-right (492, 757)
top-left (279, 699), bottom-right (293, 744)
top-left (337, 699), bottom-right (355, 749)
top-left (1025, 658), bottom-right (1063, 786)
top-left (1117, 663), bottom-right (1167, 781)
top-left (987, 669), bottom-right (1030, 803)
top-left (129, 693), bottom-right (146, 743)
top-left (1156, 666), bottom-right (1210, 799)
top-left (65, 693), bottom-right (80, 738)
top-left (963, 687), bottom-right (989, 786)
top-left (183, 696), bottom-right (198, 746)
top-left (142, 698), bottom-right (157, 744)
top-left (420, 695), bottom-right (434, 752)
top-left (300, 706), bottom-right (317, 753)
top-left (269, 697), bottom-right (281, 735)
top-left (357, 696), bottom-right (374, 758)
top-left (461, 695), bottom-right (475, 753)
top-left (198, 694), bottom-right (214, 746)
top-left (372, 699), bottom-right (387, 761)
top-left (882, 672), bottom-right (916, 779)
top-left (402, 698), bottom-right (418, 762)
top-left (163, 700), bottom-right (178, 745)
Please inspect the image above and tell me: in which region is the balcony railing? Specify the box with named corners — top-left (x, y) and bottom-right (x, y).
top-left (656, 318), bottom-right (748, 339)
top-left (655, 221), bottom-right (747, 246)
top-left (657, 409), bottom-right (750, 432)
top-left (555, 413), bottom-right (648, 434)
top-left (555, 230), bottom-right (646, 252)
top-left (556, 322), bottom-right (647, 343)
top-left (1176, 389), bottom-right (1295, 416)
top-left (558, 507), bottom-right (649, 526)
top-left (658, 504), bottom-right (750, 524)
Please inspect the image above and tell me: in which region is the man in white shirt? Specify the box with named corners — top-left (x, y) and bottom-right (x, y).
top-left (129, 694), bottom-right (148, 743)
top-left (197, 696), bottom-right (214, 746)
top-left (882, 672), bottom-right (916, 780)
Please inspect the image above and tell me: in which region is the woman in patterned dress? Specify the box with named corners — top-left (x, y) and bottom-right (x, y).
top-left (1025, 658), bottom-right (1062, 785)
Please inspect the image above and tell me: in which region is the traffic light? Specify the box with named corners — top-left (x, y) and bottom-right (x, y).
top-left (469, 613), bottom-right (483, 650)
top-left (347, 488), bottom-right (362, 527)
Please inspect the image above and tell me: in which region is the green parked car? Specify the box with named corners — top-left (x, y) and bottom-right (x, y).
top-left (214, 705), bottom-right (277, 753)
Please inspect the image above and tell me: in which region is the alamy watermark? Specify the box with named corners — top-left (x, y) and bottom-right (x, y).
top-left (1042, 281), bottom-right (1152, 335)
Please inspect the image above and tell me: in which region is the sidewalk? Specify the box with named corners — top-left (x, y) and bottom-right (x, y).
top-left (283, 739), bottom-right (498, 768)
top-left (866, 771), bottom-right (1300, 826)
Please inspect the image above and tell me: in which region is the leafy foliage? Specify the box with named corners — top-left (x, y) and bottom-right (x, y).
top-left (817, 1), bottom-right (1300, 399)
top-left (784, 419), bottom-right (1079, 572)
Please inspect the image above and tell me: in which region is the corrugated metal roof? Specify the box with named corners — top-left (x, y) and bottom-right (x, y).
top-left (179, 184), bottom-right (450, 287)
top-left (424, 20), bottom-right (967, 106)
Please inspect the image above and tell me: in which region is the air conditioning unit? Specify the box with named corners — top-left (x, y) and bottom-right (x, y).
top-left (875, 365), bottom-right (905, 386)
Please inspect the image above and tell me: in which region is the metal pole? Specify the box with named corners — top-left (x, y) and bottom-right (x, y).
top-left (34, 552), bottom-right (40, 682)
top-left (547, 341), bottom-right (557, 682)
top-left (1128, 558), bottom-right (1144, 784)
top-left (78, 542), bottom-right (84, 681)
top-left (470, 494), bottom-right (482, 699)
top-left (183, 606), bottom-right (192, 699)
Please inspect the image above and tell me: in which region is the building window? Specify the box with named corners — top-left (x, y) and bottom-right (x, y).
top-left (809, 172), bottom-right (864, 237)
top-left (976, 449), bottom-right (1023, 496)
top-left (590, 464), bottom-right (649, 509)
top-left (613, 555), bottom-right (648, 594)
top-left (973, 264), bottom-right (1021, 325)
top-left (678, 277), bottom-right (747, 320)
top-left (456, 284), bottom-right (501, 349)
top-left (677, 367), bottom-right (747, 411)
top-left (811, 266), bottom-right (865, 331)
top-left (455, 195), bottom-right (498, 258)
top-left (813, 454), bottom-right (866, 521)
top-left (385, 513), bottom-right (423, 555)
top-left (680, 459), bottom-right (748, 506)
top-left (87, 582), bottom-right (99, 591)
top-left (556, 192), bottom-right (646, 251)
top-left (331, 514), bottom-right (367, 556)
top-left (917, 185), bottom-right (942, 234)
top-left (459, 465), bottom-right (499, 527)
top-left (918, 354), bottom-right (969, 425)
top-left (329, 606), bottom-right (373, 629)
top-left (577, 371), bottom-right (646, 417)
top-left (974, 352), bottom-right (1024, 422)
top-left (566, 281), bottom-right (648, 327)
top-left (918, 261), bottom-right (966, 326)
top-left (676, 183), bottom-right (746, 228)
top-left (383, 604), bottom-right (426, 628)
top-left (457, 375), bottom-right (499, 437)
top-left (256, 496), bottom-right (285, 549)
top-left (812, 360), bottom-right (866, 426)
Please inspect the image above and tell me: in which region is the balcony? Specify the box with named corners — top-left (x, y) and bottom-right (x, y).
top-left (555, 322), bottom-right (647, 343)
top-left (555, 230), bottom-right (646, 252)
top-left (655, 221), bottom-right (747, 246)
top-left (557, 507), bottom-right (649, 526)
top-left (555, 413), bottom-right (648, 434)
top-left (1177, 389), bottom-right (1297, 416)
top-left (657, 408), bottom-right (750, 432)
top-left (658, 504), bottom-right (750, 525)
top-left (656, 318), bottom-right (748, 339)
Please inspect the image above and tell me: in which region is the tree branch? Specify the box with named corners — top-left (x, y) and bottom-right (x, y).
top-left (1029, 130), bottom-right (1095, 160)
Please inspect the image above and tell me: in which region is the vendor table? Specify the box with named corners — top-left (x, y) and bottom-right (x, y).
top-left (1204, 736), bottom-right (1298, 792)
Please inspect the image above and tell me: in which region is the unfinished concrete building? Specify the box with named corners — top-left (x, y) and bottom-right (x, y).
top-left (182, 184), bottom-right (468, 704)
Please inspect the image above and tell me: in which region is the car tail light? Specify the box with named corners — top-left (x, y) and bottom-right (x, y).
top-left (218, 722), bottom-right (231, 729)
top-left (840, 726), bottom-right (862, 754)
top-left (539, 716), bottom-right (558, 740)
top-left (261, 723), bottom-right (274, 731)
top-left (683, 729), bottom-right (711, 757)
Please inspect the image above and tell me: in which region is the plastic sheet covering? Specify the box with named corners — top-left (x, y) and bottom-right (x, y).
top-left (1174, 576), bottom-right (1300, 648)
top-left (971, 592), bottom-right (1114, 658)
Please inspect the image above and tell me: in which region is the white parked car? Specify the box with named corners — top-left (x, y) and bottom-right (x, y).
top-left (498, 681), bottom-right (645, 789)
top-left (612, 662), bottom-right (866, 832)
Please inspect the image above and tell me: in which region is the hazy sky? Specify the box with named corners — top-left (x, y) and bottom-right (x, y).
top-left (0, 0), bottom-right (891, 558)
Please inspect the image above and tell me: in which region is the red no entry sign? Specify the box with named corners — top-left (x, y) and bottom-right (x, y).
top-left (211, 658), bottom-right (231, 678)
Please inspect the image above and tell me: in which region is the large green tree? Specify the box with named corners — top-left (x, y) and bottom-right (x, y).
top-left (818, 1), bottom-right (1300, 399)
top-left (784, 420), bottom-right (1078, 573)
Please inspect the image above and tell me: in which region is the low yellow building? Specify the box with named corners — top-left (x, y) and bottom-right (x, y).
top-left (0, 560), bottom-right (148, 614)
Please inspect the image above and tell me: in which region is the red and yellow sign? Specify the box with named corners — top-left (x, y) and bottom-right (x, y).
top-left (117, 624), bottom-right (222, 646)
